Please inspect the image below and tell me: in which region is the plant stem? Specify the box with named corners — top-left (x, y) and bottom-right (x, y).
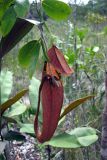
top-left (73, 0), bottom-right (78, 84)
top-left (46, 145), bottom-right (51, 160)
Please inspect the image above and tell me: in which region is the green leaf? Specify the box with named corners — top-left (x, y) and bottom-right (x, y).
top-left (45, 133), bottom-right (81, 148)
top-left (0, 5), bottom-right (5, 21)
top-left (29, 77), bottom-right (40, 112)
top-left (0, 70), bottom-right (13, 104)
top-left (59, 95), bottom-right (94, 120)
top-left (78, 135), bottom-right (98, 146)
top-left (69, 127), bottom-right (96, 137)
top-left (18, 40), bottom-right (40, 71)
top-left (76, 28), bottom-right (88, 43)
top-left (0, 0), bottom-right (15, 20)
top-left (42, 0), bottom-right (71, 21)
top-left (0, 18), bottom-right (34, 59)
top-left (0, 6), bottom-right (16, 36)
top-left (4, 130), bottom-right (25, 141)
top-left (0, 89), bottom-right (28, 115)
top-left (4, 101), bottom-right (27, 117)
top-left (65, 50), bottom-right (76, 65)
top-left (45, 127), bottom-right (98, 148)
top-left (28, 60), bottom-right (38, 78)
top-left (20, 124), bottom-right (35, 134)
top-left (29, 77), bottom-right (42, 122)
top-left (58, 108), bottom-right (65, 125)
top-left (103, 26), bottom-right (107, 35)
top-left (14, 0), bottom-right (30, 18)
top-left (68, 127), bottom-right (98, 147)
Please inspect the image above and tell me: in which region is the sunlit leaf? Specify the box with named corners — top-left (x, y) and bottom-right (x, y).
top-left (45, 127), bottom-right (98, 148)
top-left (29, 77), bottom-right (42, 122)
top-left (45, 133), bottom-right (81, 148)
top-left (0, 70), bottom-right (13, 104)
top-left (0, 89), bottom-right (28, 115)
top-left (68, 127), bottom-right (98, 147)
top-left (4, 101), bottom-right (27, 117)
top-left (59, 95), bottom-right (94, 120)
top-left (92, 46), bottom-right (99, 53)
top-left (79, 135), bottom-right (98, 146)
top-left (42, 0), bottom-right (71, 21)
top-left (29, 77), bottom-right (40, 112)
top-left (20, 124), bottom-right (34, 134)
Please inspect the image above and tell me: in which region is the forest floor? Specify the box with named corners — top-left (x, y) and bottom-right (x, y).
top-left (5, 134), bottom-right (63, 160)
top-left (6, 135), bottom-right (45, 160)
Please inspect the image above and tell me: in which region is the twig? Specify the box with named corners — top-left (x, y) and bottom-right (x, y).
top-left (46, 145), bottom-right (51, 160)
